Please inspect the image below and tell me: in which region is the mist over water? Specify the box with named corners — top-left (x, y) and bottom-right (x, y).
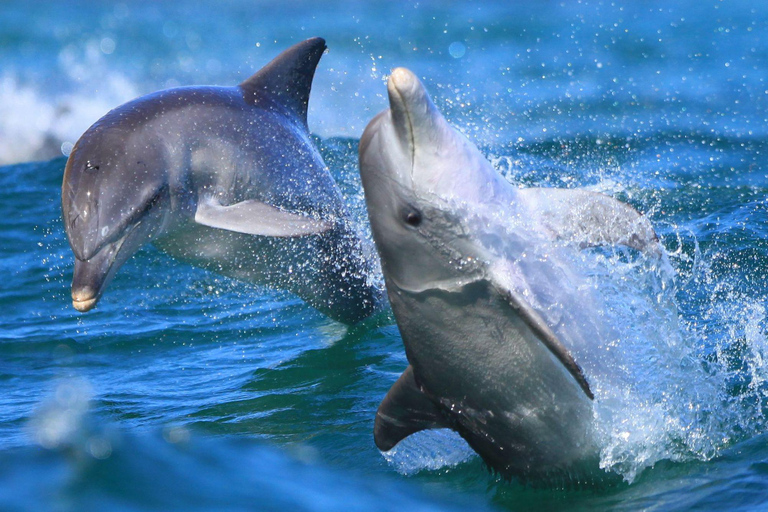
top-left (4, 0), bottom-right (768, 510)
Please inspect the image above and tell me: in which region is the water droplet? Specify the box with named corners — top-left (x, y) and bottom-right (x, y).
top-left (448, 41), bottom-right (466, 59)
top-left (88, 436), bottom-right (113, 459)
top-left (100, 37), bottom-right (116, 55)
top-left (61, 141), bottom-right (74, 157)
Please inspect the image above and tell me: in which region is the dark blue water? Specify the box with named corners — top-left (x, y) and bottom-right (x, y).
top-left (3, 1), bottom-right (768, 510)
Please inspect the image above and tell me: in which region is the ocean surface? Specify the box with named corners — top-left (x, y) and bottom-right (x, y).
top-left (3, 0), bottom-right (768, 510)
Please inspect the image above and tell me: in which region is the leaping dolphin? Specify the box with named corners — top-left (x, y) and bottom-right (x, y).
top-left (61, 37), bottom-right (379, 324)
top-left (359, 68), bottom-right (661, 479)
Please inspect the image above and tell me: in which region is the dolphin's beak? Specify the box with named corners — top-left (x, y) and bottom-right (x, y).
top-left (70, 236), bottom-right (124, 312)
top-left (68, 218), bottom-right (155, 313)
top-left (357, 68), bottom-right (432, 195)
top-left (72, 292), bottom-right (98, 312)
top-left (386, 68), bottom-right (442, 153)
top-left (386, 68), bottom-right (421, 162)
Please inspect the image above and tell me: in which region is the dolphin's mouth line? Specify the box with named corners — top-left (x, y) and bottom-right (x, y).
top-left (71, 222), bottom-right (137, 310)
top-left (96, 221), bottom-right (137, 266)
top-left (72, 296), bottom-right (98, 312)
top-left (387, 275), bottom-right (482, 295)
top-left (389, 86), bottom-right (416, 181)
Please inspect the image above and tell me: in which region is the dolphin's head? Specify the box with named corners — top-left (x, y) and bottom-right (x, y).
top-left (62, 121), bottom-right (172, 312)
top-left (359, 68), bottom-right (499, 292)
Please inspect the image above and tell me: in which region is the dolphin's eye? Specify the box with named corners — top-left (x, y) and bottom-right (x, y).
top-left (404, 210), bottom-right (422, 227)
top-left (85, 161), bottom-right (100, 173)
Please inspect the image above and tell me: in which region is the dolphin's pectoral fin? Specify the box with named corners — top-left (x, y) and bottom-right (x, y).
top-left (494, 283), bottom-right (595, 400)
top-left (374, 365), bottom-right (450, 451)
top-left (195, 198), bottom-right (332, 237)
top-left (520, 188), bottom-right (660, 256)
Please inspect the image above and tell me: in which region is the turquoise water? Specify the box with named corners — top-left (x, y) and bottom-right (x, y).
top-left (4, 1), bottom-right (768, 510)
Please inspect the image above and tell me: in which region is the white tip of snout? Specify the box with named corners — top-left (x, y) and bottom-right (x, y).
top-left (72, 297), bottom-right (97, 312)
top-left (386, 67), bottom-right (439, 151)
top-left (388, 68), bottom-right (419, 95)
top-left (72, 287), bottom-right (98, 312)
top-left (387, 68), bottom-right (426, 114)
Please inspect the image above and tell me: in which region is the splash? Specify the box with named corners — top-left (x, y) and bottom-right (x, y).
top-left (577, 230), bottom-right (768, 483)
top-left (381, 429), bottom-right (476, 475)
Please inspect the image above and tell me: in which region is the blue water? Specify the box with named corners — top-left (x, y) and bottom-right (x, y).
top-left (3, 0), bottom-right (768, 510)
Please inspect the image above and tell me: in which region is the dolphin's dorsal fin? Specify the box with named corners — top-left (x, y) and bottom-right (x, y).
top-left (195, 197), bottom-right (332, 237)
top-left (374, 365), bottom-right (450, 451)
top-left (239, 37), bottom-right (326, 128)
top-left (520, 188), bottom-right (660, 256)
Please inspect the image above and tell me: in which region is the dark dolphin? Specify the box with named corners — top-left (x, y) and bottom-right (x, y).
top-left (61, 38), bottom-right (379, 324)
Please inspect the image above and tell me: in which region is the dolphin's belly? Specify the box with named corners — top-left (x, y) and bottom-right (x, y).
top-left (389, 278), bottom-right (597, 476)
top-left (155, 224), bottom-right (286, 283)
top-left (154, 224), bottom-right (379, 323)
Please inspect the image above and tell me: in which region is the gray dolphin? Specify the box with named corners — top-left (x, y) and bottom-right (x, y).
top-left (359, 68), bottom-right (661, 479)
top-left (61, 37), bottom-right (379, 324)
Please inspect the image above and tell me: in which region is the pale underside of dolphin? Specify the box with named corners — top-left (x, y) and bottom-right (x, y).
top-left (61, 37), bottom-right (379, 324)
top-left (359, 67), bottom-right (662, 480)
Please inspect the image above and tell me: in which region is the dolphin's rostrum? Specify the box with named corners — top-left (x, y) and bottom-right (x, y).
top-left (360, 68), bottom-right (661, 479)
top-left (62, 38), bottom-right (379, 324)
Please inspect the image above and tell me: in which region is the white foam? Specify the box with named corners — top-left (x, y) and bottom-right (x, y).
top-left (0, 72), bottom-right (139, 165)
top-left (573, 236), bottom-right (768, 483)
top-left (0, 38), bottom-right (140, 165)
top-left (381, 429), bottom-right (476, 475)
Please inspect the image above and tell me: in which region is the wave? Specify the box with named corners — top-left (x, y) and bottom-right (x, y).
top-left (0, 70), bottom-right (139, 165)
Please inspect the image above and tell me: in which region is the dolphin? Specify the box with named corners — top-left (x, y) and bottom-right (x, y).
top-left (61, 37), bottom-right (379, 324)
top-left (359, 68), bottom-right (661, 479)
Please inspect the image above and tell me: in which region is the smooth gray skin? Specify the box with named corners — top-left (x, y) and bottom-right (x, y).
top-left (61, 37), bottom-right (379, 324)
top-left (360, 68), bottom-right (661, 480)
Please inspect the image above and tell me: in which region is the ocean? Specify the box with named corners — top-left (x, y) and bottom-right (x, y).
top-left (3, 0), bottom-right (768, 510)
